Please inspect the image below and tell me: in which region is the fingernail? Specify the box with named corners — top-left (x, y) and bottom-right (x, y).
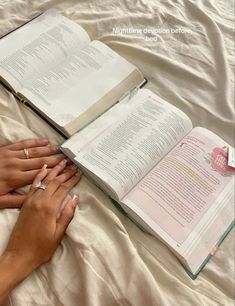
top-left (42, 164), bottom-right (47, 170)
top-left (75, 170), bottom-right (81, 177)
top-left (53, 145), bottom-right (60, 151)
top-left (72, 195), bottom-right (78, 207)
top-left (61, 159), bottom-right (67, 165)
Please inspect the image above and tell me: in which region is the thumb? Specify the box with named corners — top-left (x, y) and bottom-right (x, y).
top-left (55, 195), bottom-right (78, 241)
top-left (0, 193), bottom-right (27, 209)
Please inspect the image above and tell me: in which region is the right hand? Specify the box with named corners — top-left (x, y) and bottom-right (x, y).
top-left (2, 159), bottom-right (81, 278)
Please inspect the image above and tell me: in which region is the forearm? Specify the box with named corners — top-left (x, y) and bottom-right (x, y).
top-left (0, 252), bottom-right (30, 304)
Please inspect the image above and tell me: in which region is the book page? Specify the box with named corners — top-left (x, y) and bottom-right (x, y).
top-left (123, 127), bottom-right (234, 257)
top-left (0, 9), bottom-right (90, 92)
top-left (182, 184), bottom-right (233, 275)
top-left (62, 89), bottom-right (192, 200)
top-left (18, 40), bottom-right (140, 127)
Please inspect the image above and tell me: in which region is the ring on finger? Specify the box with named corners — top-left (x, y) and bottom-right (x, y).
top-left (35, 181), bottom-right (47, 191)
top-left (23, 148), bottom-right (30, 159)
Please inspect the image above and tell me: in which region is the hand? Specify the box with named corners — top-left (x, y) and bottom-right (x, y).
top-left (5, 159), bottom-right (81, 269)
top-left (0, 138), bottom-right (64, 209)
top-left (0, 160), bottom-right (81, 303)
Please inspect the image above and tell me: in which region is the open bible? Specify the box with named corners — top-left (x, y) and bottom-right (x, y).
top-left (61, 89), bottom-right (235, 279)
top-left (0, 9), bottom-right (145, 137)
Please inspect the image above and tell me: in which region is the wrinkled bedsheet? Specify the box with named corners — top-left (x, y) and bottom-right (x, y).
top-left (0, 1), bottom-right (234, 305)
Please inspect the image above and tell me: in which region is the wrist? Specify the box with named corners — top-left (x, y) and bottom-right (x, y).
top-left (0, 252), bottom-right (29, 302)
top-left (4, 249), bottom-right (37, 276)
top-left (0, 254), bottom-right (24, 304)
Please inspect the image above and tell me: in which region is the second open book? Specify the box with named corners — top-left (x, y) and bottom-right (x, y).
top-left (0, 9), bottom-right (145, 137)
top-left (61, 88), bottom-right (235, 278)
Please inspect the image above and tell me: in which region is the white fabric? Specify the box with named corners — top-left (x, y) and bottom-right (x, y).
top-left (0, 1), bottom-right (234, 305)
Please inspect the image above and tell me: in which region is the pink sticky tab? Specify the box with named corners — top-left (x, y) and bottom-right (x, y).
top-left (228, 146), bottom-right (235, 168)
top-left (211, 147), bottom-right (235, 174)
top-left (210, 245), bottom-right (218, 256)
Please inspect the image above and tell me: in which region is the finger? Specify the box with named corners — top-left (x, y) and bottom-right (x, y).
top-left (51, 173), bottom-right (81, 213)
top-left (43, 165), bottom-right (78, 197)
top-left (29, 164), bottom-right (48, 194)
top-left (7, 138), bottom-right (49, 151)
top-left (15, 145), bottom-right (60, 159)
top-left (42, 159), bottom-right (68, 186)
top-left (0, 193), bottom-right (27, 209)
top-left (20, 155), bottom-right (64, 171)
top-left (55, 195), bottom-right (78, 241)
top-left (10, 168), bottom-right (49, 190)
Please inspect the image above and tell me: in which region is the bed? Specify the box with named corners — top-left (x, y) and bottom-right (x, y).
top-left (0, 0), bottom-right (234, 305)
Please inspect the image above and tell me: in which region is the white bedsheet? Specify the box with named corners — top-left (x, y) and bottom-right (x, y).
top-left (0, 1), bottom-right (234, 305)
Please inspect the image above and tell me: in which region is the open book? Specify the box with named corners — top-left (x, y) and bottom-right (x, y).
top-left (61, 89), bottom-right (235, 279)
top-left (0, 9), bottom-right (145, 137)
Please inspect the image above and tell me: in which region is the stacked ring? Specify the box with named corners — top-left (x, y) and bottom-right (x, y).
top-left (23, 148), bottom-right (30, 159)
top-left (35, 181), bottom-right (47, 190)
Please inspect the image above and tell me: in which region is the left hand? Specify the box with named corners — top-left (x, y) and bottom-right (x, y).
top-left (0, 138), bottom-right (63, 208)
top-left (0, 160), bottom-right (81, 304)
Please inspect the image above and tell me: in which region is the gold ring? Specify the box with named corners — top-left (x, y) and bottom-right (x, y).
top-left (23, 148), bottom-right (30, 159)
